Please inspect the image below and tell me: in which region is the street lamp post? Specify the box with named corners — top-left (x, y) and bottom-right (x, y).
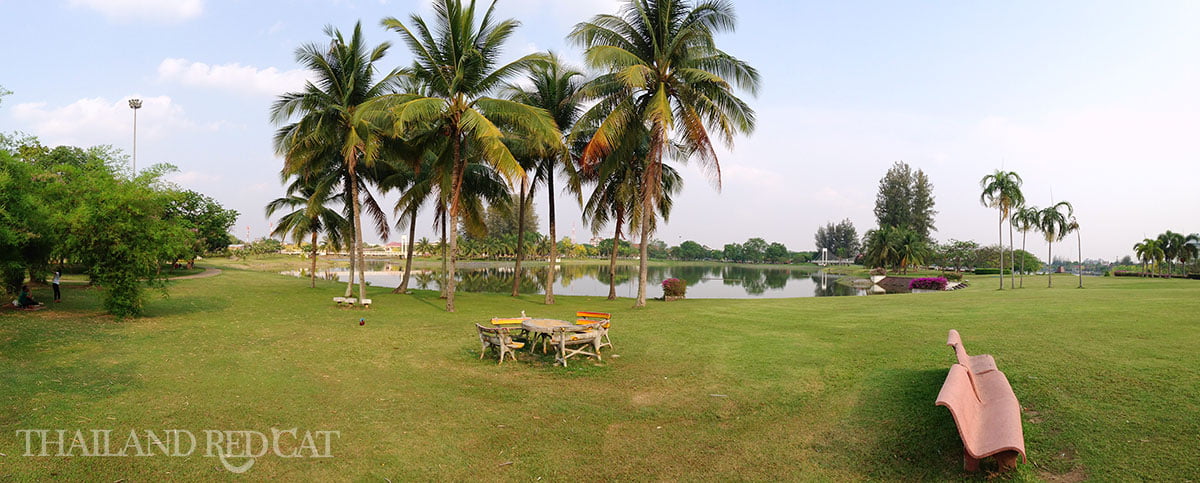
top-left (128, 98), bottom-right (142, 175)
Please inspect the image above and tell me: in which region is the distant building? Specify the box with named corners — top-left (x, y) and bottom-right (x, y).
top-left (384, 241), bottom-right (407, 253)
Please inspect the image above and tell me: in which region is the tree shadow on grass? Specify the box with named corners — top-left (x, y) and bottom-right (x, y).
top-left (815, 368), bottom-right (992, 479)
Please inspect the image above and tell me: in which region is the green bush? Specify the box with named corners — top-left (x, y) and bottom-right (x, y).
top-left (972, 268), bottom-right (1012, 275)
top-left (943, 272), bottom-right (963, 281)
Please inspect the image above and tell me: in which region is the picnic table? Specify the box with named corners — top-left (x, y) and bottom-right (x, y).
top-left (521, 318), bottom-right (573, 352)
top-left (521, 318), bottom-right (603, 367)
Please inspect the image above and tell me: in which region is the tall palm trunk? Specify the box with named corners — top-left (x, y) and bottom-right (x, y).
top-left (997, 210), bottom-right (1004, 290)
top-left (1077, 228), bottom-right (1083, 288)
top-left (544, 165), bottom-right (557, 305)
top-left (1019, 231), bottom-right (1027, 288)
top-left (310, 231), bottom-right (318, 289)
top-left (394, 212), bottom-right (417, 294)
top-left (1047, 240), bottom-right (1054, 288)
top-left (1008, 221), bottom-right (1015, 289)
top-left (348, 160), bottom-right (367, 303)
top-left (512, 176), bottom-right (528, 297)
top-left (636, 202), bottom-right (651, 307)
top-left (344, 240), bottom-right (355, 297)
top-left (439, 210), bottom-right (448, 298)
top-left (608, 208), bottom-right (623, 300)
top-left (445, 139), bottom-right (464, 312)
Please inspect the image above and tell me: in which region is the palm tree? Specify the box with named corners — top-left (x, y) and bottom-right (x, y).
top-left (1011, 205), bottom-right (1039, 287)
top-left (415, 237), bottom-right (433, 256)
top-left (979, 170), bottom-right (1024, 289)
top-left (271, 22), bottom-right (400, 304)
top-left (265, 175), bottom-right (349, 288)
top-left (1068, 216), bottom-right (1082, 288)
top-left (1036, 201), bottom-right (1073, 287)
top-left (1182, 233), bottom-right (1200, 274)
top-left (571, 0), bottom-right (760, 307)
top-left (582, 135), bottom-right (683, 300)
top-left (895, 228), bottom-right (930, 274)
top-left (1157, 231), bottom-right (1185, 277)
top-left (379, 0), bottom-right (560, 312)
top-left (505, 52), bottom-right (586, 304)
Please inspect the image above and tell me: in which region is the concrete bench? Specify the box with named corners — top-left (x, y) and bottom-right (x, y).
top-left (333, 297), bottom-right (371, 308)
top-left (936, 364), bottom-right (1026, 471)
top-left (946, 329), bottom-right (997, 375)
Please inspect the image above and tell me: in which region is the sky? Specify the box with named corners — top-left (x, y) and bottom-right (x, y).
top-left (2, 0), bottom-right (1198, 261)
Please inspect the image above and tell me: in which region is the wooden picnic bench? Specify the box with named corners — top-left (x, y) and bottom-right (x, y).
top-left (935, 330), bottom-right (1026, 472)
top-left (575, 311), bottom-right (612, 351)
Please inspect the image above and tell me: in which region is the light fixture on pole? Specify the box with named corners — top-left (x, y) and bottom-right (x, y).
top-left (128, 98), bottom-right (142, 175)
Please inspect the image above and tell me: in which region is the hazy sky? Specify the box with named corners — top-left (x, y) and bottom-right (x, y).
top-left (2, 0), bottom-right (1197, 260)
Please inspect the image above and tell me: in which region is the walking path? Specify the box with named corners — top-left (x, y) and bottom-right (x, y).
top-left (169, 267), bottom-right (222, 280)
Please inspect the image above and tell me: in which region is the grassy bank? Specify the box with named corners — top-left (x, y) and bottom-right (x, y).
top-left (2, 263), bottom-right (1197, 480)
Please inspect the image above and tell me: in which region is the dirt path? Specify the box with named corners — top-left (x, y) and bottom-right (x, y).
top-left (169, 267), bottom-right (222, 280)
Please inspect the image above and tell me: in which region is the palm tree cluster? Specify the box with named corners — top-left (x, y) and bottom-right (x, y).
top-left (1134, 231), bottom-right (1199, 277)
top-left (861, 225), bottom-right (929, 274)
top-left (266, 0), bottom-right (758, 311)
top-left (980, 169), bottom-right (1079, 289)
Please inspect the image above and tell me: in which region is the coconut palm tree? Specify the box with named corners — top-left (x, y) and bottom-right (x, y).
top-left (271, 22), bottom-right (401, 304)
top-left (582, 134), bottom-right (683, 300)
top-left (505, 52), bottom-right (586, 304)
top-left (1011, 205), bottom-right (1039, 287)
top-left (979, 170), bottom-right (1024, 289)
top-left (379, 0), bottom-right (561, 312)
top-left (265, 175), bottom-right (349, 288)
top-left (571, 0), bottom-right (760, 307)
top-left (1036, 201), bottom-right (1073, 287)
top-left (415, 237), bottom-right (433, 256)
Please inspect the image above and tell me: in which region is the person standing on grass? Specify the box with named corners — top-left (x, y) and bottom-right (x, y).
top-left (52, 269), bottom-right (62, 302)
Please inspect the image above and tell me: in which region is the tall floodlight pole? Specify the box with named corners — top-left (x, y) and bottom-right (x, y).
top-left (128, 98), bottom-right (142, 175)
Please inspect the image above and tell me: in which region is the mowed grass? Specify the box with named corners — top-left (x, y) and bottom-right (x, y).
top-left (1, 264), bottom-right (1198, 481)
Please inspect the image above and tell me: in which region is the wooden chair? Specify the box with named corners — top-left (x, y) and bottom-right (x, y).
top-left (491, 317), bottom-right (531, 345)
top-left (576, 311), bottom-right (613, 351)
top-left (551, 322), bottom-right (603, 367)
top-left (476, 324), bottom-right (525, 365)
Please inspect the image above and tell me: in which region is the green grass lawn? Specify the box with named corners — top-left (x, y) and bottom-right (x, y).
top-left (2, 263), bottom-right (1197, 480)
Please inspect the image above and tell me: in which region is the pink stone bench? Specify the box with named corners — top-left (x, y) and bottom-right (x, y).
top-left (946, 329), bottom-right (997, 375)
top-left (935, 330), bottom-right (1026, 472)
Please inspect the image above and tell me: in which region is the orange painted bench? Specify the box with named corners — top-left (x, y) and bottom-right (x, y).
top-left (935, 331), bottom-right (1026, 472)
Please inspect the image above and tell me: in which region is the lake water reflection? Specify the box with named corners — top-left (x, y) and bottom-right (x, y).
top-left (284, 261), bottom-right (870, 299)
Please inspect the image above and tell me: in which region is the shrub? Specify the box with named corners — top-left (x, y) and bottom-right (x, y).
top-left (972, 268), bottom-right (1012, 275)
top-left (662, 278), bottom-right (687, 297)
top-left (869, 267), bottom-right (887, 276)
top-left (909, 277), bottom-right (948, 291)
top-left (943, 272), bottom-right (963, 281)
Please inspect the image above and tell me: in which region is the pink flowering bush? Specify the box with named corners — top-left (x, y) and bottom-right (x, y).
top-left (662, 278), bottom-right (687, 297)
top-left (909, 277), bottom-right (948, 291)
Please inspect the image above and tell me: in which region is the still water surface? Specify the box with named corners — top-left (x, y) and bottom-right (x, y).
top-left (284, 261), bottom-right (873, 299)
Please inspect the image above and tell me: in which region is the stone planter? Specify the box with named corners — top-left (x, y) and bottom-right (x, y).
top-left (870, 275), bottom-right (886, 284)
top-left (664, 295), bottom-right (686, 302)
top-left (910, 288), bottom-right (942, 294)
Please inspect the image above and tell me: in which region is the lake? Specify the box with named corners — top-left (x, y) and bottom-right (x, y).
top-left (283, 261), bottom-right (872, 299)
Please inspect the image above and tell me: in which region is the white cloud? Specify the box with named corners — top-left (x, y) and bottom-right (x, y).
top-left (11, 95), bottom-right (206, 147)
top-left (157, 58), bottom-right (311, 97)
top-left (67, 0), bottom-right (203, 22)
top-left (168, 170), bottom-right (222, 186)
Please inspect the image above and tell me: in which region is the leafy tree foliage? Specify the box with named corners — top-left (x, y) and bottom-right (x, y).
top-left (2, 139), bottom-right (234, 316)
top-left (671, 240), bottom-right (710, 261)
top-left (814, 219), bottom-right (860, 258)
top-left (169, 190), bottom-right (239, 265)
top-left (874, 161), bottom-right (937, 242)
